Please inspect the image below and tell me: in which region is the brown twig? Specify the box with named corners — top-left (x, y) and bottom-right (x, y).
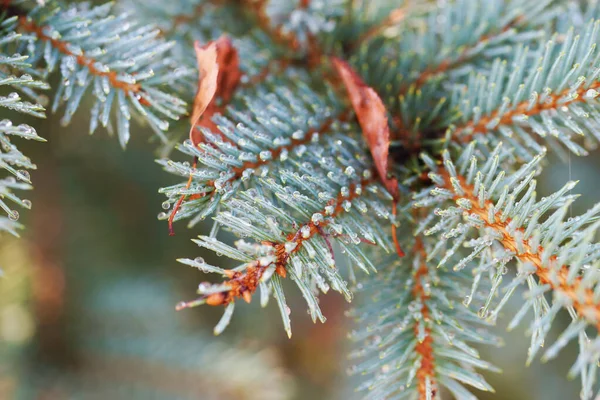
top-left (352, 6), bottom-right (408, 50)
top-left (16, 16), bottom-right (149, 105)
top-left (439, 170), bottom-right (600, 331)
top-left (412, 235), bottom-right (438, 400)
top-left (177, 175), bottom-right (376, 309)
top-left (453, 80), bottom-right (600, 142)
top-left (398, 16), bottom-right (524, 96)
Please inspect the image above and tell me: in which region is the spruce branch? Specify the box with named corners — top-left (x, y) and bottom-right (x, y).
top-left (436, 158), bottom-right (600, 330)
top-left (0, 11), bottom-right (47, 236)
top-left (15, 17), bottom-right (142, 98)
top-left (175, 171), bottom-right (390, 336)
top-left (3, 1), bottom-right (190, 146)
top-left (411, 236), bottom-right (438, 400)
top-left (449, 19), bottom-right (600, 157)
top-left (349, 233), bottom-right (500, 399)
top-left (128, 1), bottom-right (600, 398)
top-left (417, 143), bottom-right (600, 398)
top-left (352, 0), bottom-right (555, 102)
top-left (397, 0), bottom-right (553, 95)
top-left (159, 82), bottom-right (353, 228)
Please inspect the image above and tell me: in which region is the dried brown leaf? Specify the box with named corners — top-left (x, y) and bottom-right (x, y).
top-left (332, 57), bottom-right (398, 198)
top-left (190, 36), bottom-right (242, 146)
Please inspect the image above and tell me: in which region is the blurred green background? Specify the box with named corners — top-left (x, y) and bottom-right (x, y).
top-left (0, 83), bottom-right (599, 400)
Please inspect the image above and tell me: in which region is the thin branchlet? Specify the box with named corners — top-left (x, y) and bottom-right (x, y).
top-left (177, 175), bottom-right (376, 309)
top-left (399, 14), bottom-right (525, 96)
top-left (438, 169), bottom-right (600, 330)
top-left (412, 236), bottom-right (438, 400)
top-left (352, 6), bottom-right (409, 50)
top-left (16, 16), bottom-right (150, 106)
top-left (453, 80), bottom-right (600, 142)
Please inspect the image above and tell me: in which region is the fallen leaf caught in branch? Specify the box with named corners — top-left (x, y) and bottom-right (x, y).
top-left (190, 36), bottom-right (242, 146)
top-left (332, 57), bottom-right (398, 198)
top-left (333, 58), bottom-right (404, 256)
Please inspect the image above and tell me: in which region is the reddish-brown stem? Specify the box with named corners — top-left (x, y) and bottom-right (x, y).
top-left (352, 6), bottom-right (408, 50)
top-left (242, 0), bottom-right (302, 51)
top-left (168, 157), bottom-right (198, 236)
top-left (454, 80), bottom-right (600, 142)
top-left (17, 16), bottom-right (149, 105)
top-left (412, 236), bottom-right (437, 399)
top-left (440, 171), bottom-right (600, 331)
top-left (399, 16), bottom-right (523, 96)
top-left (171, 2), bottom-right (210, 31)
top-left (242, 0), bottom-right (325, 70)
top-left (179, 175), bottom-right (376, 308)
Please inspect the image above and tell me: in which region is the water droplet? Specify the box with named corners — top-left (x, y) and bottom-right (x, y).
top-left (161, 201), bottom-right (171, 210)
top-left (284, 241), bottom-right (298, 253)
top-left (21, 199), bottom-right (32, 209)
top-left (17, 170), bottom-right (30, 182)
top-left (157, 212), bottom-right (168, 220)
top-left (477, 307), bottom-right (489, 319)
top-left (342, 200), bottom-right (351, 212)
top-left (259, 151), bottom-right (272, 161)
top-left (311, 213), bottom-right (324, 225)
top-left (194, 257), bottom-right (205, 265)
top-left (8, 210), bottom-right (19, 221)
top-left (301, 225), bottom-right (311, 238)
top-left (198, 282), bottom-right (211, 293)
top-left (462, 295), bottom-right (471, 306)
top-left (175, 301), bottom-right (187, 310)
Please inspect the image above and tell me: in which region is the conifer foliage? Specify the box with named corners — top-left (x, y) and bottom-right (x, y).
top-left (6, 0), bottom-right (600, 398)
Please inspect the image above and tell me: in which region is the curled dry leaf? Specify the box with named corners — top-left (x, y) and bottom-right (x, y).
top-left (170, 37), bottom-right (241, 236)
top-left (332, 57), bottom-right (398, 198)
top-left (190, 36), bottom-right (242, 146)
top-left (332, 58), bottom-right (404, 256)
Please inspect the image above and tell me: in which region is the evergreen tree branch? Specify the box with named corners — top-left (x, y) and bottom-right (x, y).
top-left (349, 232), bottom-right (500, 399)
top-left (4, 1), bottom-right (190, 146)
top-left (0, 12), bottom-right (47, 235)
top-left (416, 143), bottom-right (600, 397)
top-left (175, 172), bottom-right (382, 336)
top-left (15, 16), bottom-right (144, 99)
top-left (449, 20), bottom-right (600, 157)
top-left (436, 162), bottom-right (600, 330)
top-left (412, 236), bottom-right (438, 400)
top-left (159, 84), bottom-right (354, 228)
